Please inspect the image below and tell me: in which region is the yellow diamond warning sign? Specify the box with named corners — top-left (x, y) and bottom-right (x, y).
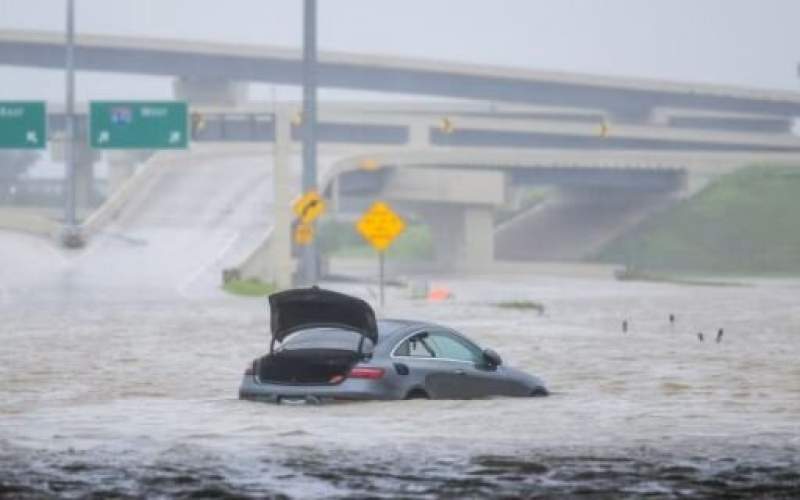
top-left (356, 201), bottom-right (406, 252)
top-left (292, 190), bottom-right (326, 224)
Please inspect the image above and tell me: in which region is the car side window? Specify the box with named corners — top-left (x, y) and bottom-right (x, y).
top-left (427, 332), bottom-right (483, 363)
top-left (394, 332), bottom-right (436, 358)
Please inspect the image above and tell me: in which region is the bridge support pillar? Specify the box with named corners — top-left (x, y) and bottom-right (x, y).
top-left (377, 166), bottom-right (504, 272)
top-left (461, 205), bottom-right (494, 267)
top-left (235, 105), bottom-right (294, 289)
top-left (271, 105), bottom-right (293, 290)
top-left (423, 204), bottom-right (495, 272)
top-left (172, 77), bottom-right (249, 106)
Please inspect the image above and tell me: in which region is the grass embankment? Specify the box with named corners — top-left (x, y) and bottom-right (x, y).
top-left (494, 300), bottom-right (546, 314)
top-left (317, 219), bottom-right (433, 261)
top-left (596, 166), bottom-right (800, 275)
top-left (222, 278), bottom-right (278, 297)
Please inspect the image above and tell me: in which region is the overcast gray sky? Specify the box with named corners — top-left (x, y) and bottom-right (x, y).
top-left (1, 0), bottom-right (798, 102)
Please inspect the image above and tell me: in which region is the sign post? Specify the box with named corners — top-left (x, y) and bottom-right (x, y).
top-left (300, 0), bottom-right (319, 286)
top-left (62, 0), bottom-right (81, 247)
top-left (89, 101), bottom-right (188, 149)
top-left (292, 190), bottom-right (326, 225)
top-left (292, 190), bottom-right (326, 253)
top-left (0, 102), bottom-right (46, 149)
top-left (356, 201), bottom-right (406, 307)
top-left (379, 251), bottom-right (385, 306)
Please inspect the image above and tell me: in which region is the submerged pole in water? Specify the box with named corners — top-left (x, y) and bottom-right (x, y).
top-left (379, 251), bottom-right (385, 307)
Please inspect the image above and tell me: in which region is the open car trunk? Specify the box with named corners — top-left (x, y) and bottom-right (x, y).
top-left (257, 349), bottom-right (360, 385)
top-left (269, 288), bottom-right (378, 345)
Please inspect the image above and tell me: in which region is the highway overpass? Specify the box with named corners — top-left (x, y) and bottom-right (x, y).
top-left (5, 29), bottom-right (800, 274)
top-left (3, 29), bottom-right (800, 128)
top-left (40, 105), bottom-right (800, 153)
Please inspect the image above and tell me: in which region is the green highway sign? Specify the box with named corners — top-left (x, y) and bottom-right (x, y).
top-left (0, 101), bottom-right (46, 149)
top-left (90, 101), bottom-right (188, 149)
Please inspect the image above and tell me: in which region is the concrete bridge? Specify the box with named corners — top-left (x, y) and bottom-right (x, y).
top-left (320, 146), bottom-right (800, 270)
top-left (3, 29), bottom-right (800, 128)
top-left (8, 102), bottom-right (800, 277)
top-left (30, 103), bottom-right (800, 213)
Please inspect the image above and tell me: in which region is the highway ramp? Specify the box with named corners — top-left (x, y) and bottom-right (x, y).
top-left (1, 151), bottom-right (276, 304)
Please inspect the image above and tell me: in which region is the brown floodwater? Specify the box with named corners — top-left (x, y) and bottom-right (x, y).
top-left (1, 269), bottom-right (798, 498)
top-left (1, 152), bottom-right (798, 497)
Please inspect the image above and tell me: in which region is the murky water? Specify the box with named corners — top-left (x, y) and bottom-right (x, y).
top-left (2, 273), bottom-right (799, 498)
top-left (1, 152), bottom-right (799, 497)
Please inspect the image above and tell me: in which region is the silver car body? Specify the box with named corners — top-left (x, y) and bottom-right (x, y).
top-left (239, 314), bottom-right (548, 404)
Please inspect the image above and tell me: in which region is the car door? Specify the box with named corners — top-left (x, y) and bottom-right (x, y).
top-left (392, 330), bottom-right (474, 399)
top-left (423, 330), bottom-right (489, 399)
top-left (426, 331), bottom-right (528, 398)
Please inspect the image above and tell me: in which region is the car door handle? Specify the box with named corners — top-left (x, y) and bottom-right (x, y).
top-left (453, 369), bottom-right (466, 375)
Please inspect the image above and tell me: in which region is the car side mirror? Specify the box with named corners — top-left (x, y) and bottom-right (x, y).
top-left (482, 348), bottom-right (502, 367)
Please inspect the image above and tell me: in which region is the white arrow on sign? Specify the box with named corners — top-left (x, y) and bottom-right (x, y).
top-left (25, 130), bottom-right (38, 144)
top-left (168, 130), bottom-right (181, 144)
top-left (97, 130), bottom-right (110, 144)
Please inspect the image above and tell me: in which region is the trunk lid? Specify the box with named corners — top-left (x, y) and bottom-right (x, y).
top-left (268, 287), bottom-right (378, 344)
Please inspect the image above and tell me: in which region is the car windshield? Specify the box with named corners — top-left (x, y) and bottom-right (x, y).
top-left (279, 327), bottom-right (368, 352)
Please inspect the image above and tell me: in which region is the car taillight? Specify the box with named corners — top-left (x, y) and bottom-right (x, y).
top-left (348, 367), bottom-right (385, 379)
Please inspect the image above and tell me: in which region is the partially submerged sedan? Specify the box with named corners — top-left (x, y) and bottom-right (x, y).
top-left (239, 287), bottom-right (548, 403)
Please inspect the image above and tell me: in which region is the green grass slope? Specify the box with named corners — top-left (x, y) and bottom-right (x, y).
top-left (595, 166), bottom-right (800, 275)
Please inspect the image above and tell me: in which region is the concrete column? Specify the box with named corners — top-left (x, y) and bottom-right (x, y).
top-left (422, 204), bottom-right (495, 272)
top-left (271, 105), bottom-right (293, 290)
top-left (461, 205), bottom-right (494, 268)
top-left (424, 205), bottom-right (461, 271)
top-left (172, 77), bottom-right (248, 106)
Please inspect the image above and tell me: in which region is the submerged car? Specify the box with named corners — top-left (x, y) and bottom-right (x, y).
top-left (239, 287), bottom-right (548, 403)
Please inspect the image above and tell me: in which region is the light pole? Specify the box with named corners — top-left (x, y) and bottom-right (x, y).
top-left (62, 0), bottom-right (81, 247)
top-left (300, 0), bottom-right (318, 285)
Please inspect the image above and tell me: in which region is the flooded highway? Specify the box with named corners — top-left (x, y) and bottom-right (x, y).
top-left (0, 153), bottom-right (798, 498)
top-left (2, 244), bottom-right (799, 497)
top-left (4, 1), bottom-right (800, 496)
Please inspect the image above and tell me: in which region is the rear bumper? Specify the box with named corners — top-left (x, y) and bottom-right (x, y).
top-left (238, 374), bottom-right (402, 403)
